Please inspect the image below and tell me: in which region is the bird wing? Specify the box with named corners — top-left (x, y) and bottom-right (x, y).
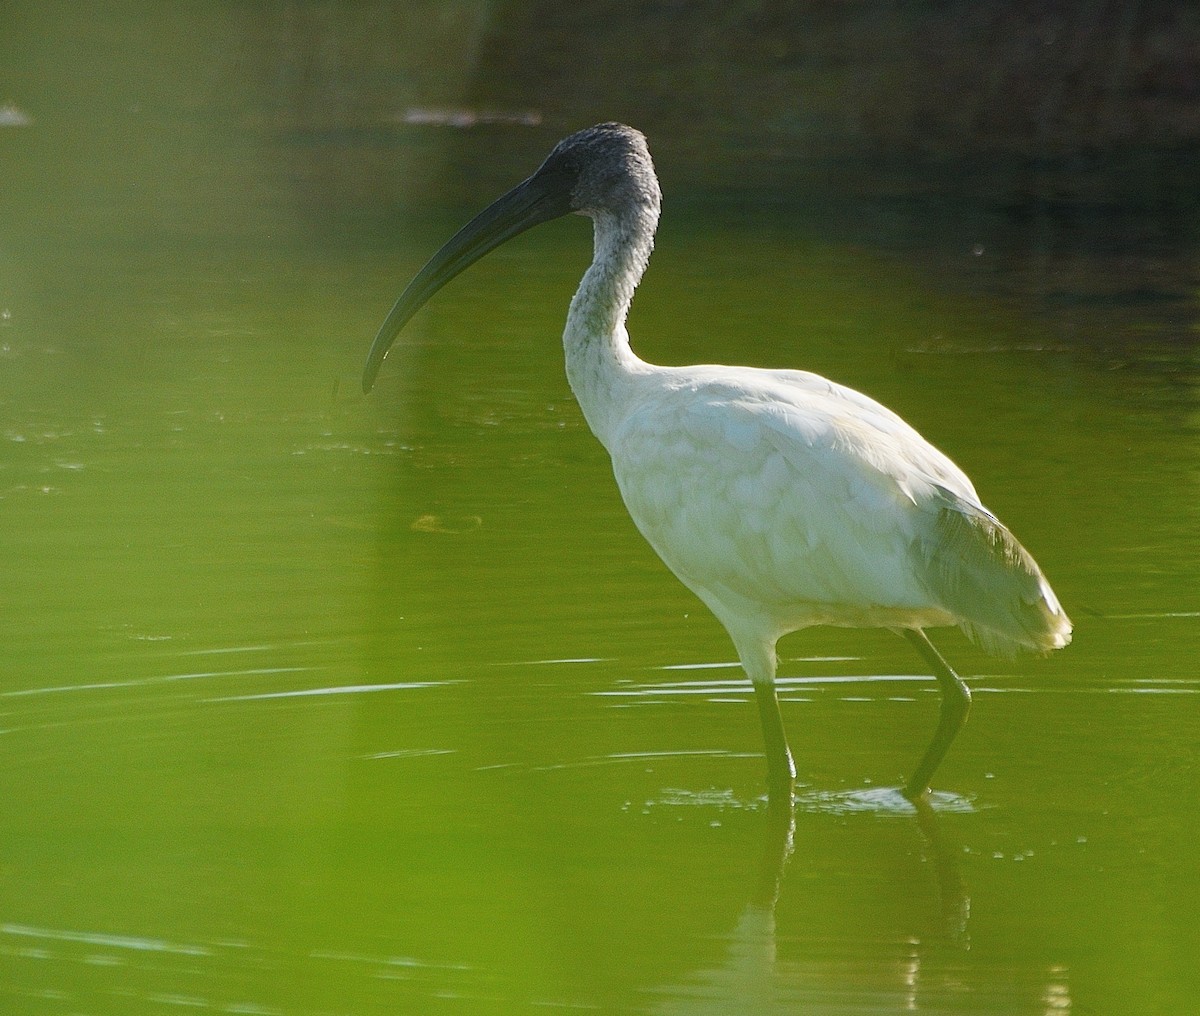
top-left (609, 366), bottom-right (1069, 653)
top-left (610, 368), bottom-right (958, 617)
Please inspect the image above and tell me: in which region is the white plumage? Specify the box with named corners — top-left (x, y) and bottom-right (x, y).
top-left (608, 366), bottom-right (1067, 654)
top-left (364, 122), bottom-right (1071, 803)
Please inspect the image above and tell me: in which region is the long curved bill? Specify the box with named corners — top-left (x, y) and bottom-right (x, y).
top-left (362, 165), bottom-right (576, 393)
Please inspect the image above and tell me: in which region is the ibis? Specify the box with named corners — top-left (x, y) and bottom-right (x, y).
top-left (363, 123), bottom-right (1071, 803)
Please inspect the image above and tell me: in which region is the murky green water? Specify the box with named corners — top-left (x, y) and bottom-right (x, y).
top-left (3, 7), bottom-right (1199, 1015)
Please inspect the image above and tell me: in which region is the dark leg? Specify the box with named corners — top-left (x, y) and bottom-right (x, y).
top-left (902, 629), bottom-right (972, 800)
top-left (753, 681), bottom-right (796, 806)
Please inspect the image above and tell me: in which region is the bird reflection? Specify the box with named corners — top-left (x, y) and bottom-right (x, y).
top-left (912, 794), bottom-right (971, 945)
top-left (652, 798), bottom-right (972, 1014)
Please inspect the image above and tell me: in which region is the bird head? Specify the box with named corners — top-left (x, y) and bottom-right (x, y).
top-left (362, 123), bottom-right (657, 393)
top-left (544, 122), bottom-right (659, 219)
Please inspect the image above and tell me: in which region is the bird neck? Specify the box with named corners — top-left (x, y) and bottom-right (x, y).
top-left (562, 204), bottom-right (657, 447)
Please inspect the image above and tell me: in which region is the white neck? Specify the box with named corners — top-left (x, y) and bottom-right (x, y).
top-left (562, 203), bottom-right (659, 448)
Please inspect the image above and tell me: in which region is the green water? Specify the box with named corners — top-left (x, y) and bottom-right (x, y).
top-left (3, 7), bottom-right (1200, 1015)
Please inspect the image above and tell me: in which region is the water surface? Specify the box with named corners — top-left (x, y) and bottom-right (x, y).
top-left (2, 7), bottom-right (1199, 1014)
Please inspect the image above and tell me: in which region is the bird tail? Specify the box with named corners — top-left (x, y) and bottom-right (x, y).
top-left (917, 489), bottom-right (1072, 657)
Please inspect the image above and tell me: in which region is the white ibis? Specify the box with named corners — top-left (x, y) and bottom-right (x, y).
top-left (363, 123), bottom-right (1071, 803)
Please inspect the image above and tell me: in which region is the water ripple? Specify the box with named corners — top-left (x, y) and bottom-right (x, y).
top-left (794, 786), bottom-right (977, 816)
top-left (595, 675), bottom-right (930, 699)
top-left (207, 680), bottom-right (455, 703)
top-left (1, 922), bottom-right (211, 957)
top-left (0, 667), bottom-right (316, 698)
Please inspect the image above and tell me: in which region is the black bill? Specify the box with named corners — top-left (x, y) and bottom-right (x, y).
top-left (362, 159), bottom-right (577, 393)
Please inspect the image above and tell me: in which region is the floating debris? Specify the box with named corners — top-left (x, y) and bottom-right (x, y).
top-left (0, 103), bottom-right (33, 127)
top-left (400, 107), bottom-right (541, 129)
top-left (411, 513), bottom-right (482, 534)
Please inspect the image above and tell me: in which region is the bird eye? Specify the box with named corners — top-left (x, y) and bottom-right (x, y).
top-left (535, 148), bottom-right (580, 185)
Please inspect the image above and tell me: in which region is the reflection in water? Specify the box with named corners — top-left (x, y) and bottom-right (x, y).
top-left (912, 795), bottom-right (971, 945)
top-left (650, 799), bottom-right (986, 1014)
top-left (651, 804), bottom-right (793, 1016)
top-left (652, 799), bottom-right (1078, 1013)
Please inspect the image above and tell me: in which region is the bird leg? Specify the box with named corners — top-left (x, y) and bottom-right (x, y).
top-left (752, 681), bottom-right (796, 806)
top-left (901, 629), bottom-right (972, 800)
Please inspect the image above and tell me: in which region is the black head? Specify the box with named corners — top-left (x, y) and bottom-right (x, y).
top-left (534, 122), bottom-right (659, 217)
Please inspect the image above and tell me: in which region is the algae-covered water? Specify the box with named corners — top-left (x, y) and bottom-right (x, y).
top-left (2, 6), bottom-right (1198, 1014)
